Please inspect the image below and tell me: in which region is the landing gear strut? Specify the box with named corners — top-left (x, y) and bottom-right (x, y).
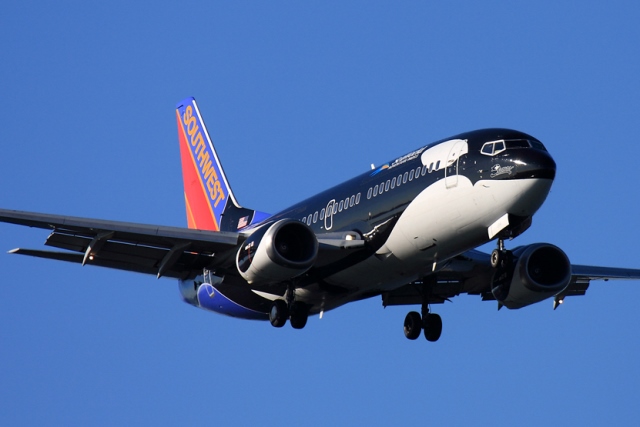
top-left (268, 285), bottom-right (309, 330)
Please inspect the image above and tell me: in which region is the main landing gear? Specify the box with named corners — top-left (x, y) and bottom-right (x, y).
top-left (269, 287), bottom-right (309, 330)
top-left (403, 307), bottom-right (442, 342)
top-left (403, 278), bottom-right (443, 342)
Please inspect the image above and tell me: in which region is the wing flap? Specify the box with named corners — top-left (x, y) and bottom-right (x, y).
top-left (9, 248), bottom-right (83, 264)
top-left (45, 232), bottom-right (90, 252)
top-left (9, 248), bottom-right (176, 277)
top-left (9, 245), bottom-right (213, 278)
top-left (562, 279), bottom-right (589, 297)
top-left (46, 232), bottom-right (166, 265)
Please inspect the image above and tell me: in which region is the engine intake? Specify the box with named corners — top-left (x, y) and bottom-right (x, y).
top-left (236, 219), bottom-right (318, 285)
top-left (491, 243), bottom-right (571, 309)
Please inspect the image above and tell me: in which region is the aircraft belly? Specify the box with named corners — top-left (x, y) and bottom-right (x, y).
top-left (324, 254), bottom-right (419, 292)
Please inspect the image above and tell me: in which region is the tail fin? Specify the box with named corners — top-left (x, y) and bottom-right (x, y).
top-left (176, 97), bottom-right (269, 231)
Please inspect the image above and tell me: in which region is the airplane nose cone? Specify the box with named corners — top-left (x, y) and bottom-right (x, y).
top-left (524, 149), bottom-right (556, 180)
top-left (506, 149), bottom-right (556, 181)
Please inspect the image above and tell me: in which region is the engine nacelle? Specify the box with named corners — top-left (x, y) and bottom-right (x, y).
top-left (236, 219), bottom-right (318, 285)
top-left (491, 243), bottom-right (571, 309)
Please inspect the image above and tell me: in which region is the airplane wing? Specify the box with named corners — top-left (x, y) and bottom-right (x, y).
top-left (0, 208), bottom-right (241, 279)
top-left (551, 264), bottom-right (640, 307)
top-left (0, 208), bottom-right (368, 281)
top-left (382, 249), bottom-right (640, 308)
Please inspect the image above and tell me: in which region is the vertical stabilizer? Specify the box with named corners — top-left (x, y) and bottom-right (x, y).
top-left (176, 97), bottom-right (265, 231)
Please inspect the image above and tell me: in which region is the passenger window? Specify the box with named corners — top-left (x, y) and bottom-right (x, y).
top-left (344, 197), bottom-right (349, 210)
top-left (350, 195), bottom-right (355, 207)
top-left (373, 186), bottom-right (378, 197)
top-left (367, 188), bottom-right (372, 199)
top-left (429, 162), bottom-right (434, 173)
top-left (307, 214), bottom-right (312, 224)
top-left (422, 165), bottom-right (428, 176)
top-left (339, 200), bottom-right (344, 212)
top-left (333, 204), bottom-right (338, 214)
top-left (416, 167), bottom-right (421, 177)
top-left (403, 172), bottom-right (408, 183)
top-left (391, 177), bottom-right (396, 189)
top-left (409, 169), bottom-right (414, 181)
top-left (435, 161), bottom-right (440, 170)
top-left (397, 174), bottom-right (402, 186)
top-left (379, 183), bottom-right (384, 194)
top-left (313, 211), bottom-right (318, 223)
top-left (355, 193), bottom-right (361, 204)
top-left (320, 209), bottom-right (325, 220)
top-left (385, 180), bottom-right (390, 191)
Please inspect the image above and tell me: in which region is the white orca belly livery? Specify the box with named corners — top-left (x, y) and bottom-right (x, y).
top-left (383, 177), bottom-right (553, 265)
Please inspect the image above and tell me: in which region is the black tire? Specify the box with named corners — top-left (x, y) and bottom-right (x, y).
top-left (491, 249), bottom-right (501, 268)
top-left (404, 311), bottom-right (422, 340)
top-left (269, 300), bottom-right (289, 328)
top-left (289, 302), bottom-right (309, 330)
top-left (423, 313), bottom-right (442, 342)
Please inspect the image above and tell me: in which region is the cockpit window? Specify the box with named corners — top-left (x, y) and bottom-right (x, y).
top-left (480, 140), bottom-right (506, 156)
top-left (481, 139), bottom-right (540, 156)
top-left (505, 139), bottom-right (531, 149)
top-left (481, 143), bottom-right (493, 155)
top-left (529, 139), bottom-right (547, 151)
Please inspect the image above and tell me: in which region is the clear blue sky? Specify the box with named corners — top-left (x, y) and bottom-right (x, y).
top-left (2, 1), bottom-right (640, 425)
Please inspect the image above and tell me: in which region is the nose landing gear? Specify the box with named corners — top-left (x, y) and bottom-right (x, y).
top-left (490, 238), bottom-right (513, 269)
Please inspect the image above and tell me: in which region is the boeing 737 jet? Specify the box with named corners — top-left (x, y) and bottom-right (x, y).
top-left (2, 97), bottom-right (639, 342)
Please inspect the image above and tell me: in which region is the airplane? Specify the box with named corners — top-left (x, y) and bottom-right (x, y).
top-left (2, 96), bottom-right (640, 342)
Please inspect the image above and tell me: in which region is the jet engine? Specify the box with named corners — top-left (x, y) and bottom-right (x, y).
top-left (236, 219), bottom-right (318, 286)
top-left (491, 243), bottom-right (571, 309)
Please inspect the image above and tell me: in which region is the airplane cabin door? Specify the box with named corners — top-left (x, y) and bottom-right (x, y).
top-left (445, 139), bottom-right (468, 189)
top-left (324, 199), bottom-right (335, 230)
